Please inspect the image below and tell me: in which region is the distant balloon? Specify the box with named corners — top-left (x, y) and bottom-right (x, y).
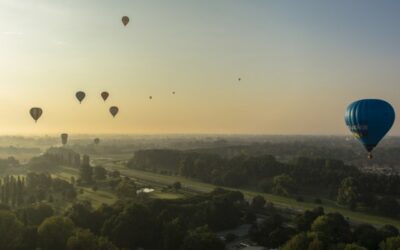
top-left (61, 133), bottom-right (68, 146)
top-left (238, 78), bottom-right (241, 82)
top-left (109, 106), bottom-right (119, 117)
top-left (345, 99), bottom-right (395, 159)
top-left (76, 91), bottom-right (86, 103)
top-left (101, 91), bottom-right (109, 101)
top-left (122, 16), bottom-right (129, 26)
top-left (149, 96), bottom-right (152, 100)
top-left (172, 91), bottom-right (175, 95)
top-left (29, 107), bottom-right (43, 123)
top-left (94, 138), bottom-right (100, 145)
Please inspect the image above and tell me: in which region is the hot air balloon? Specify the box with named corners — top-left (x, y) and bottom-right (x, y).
top-left (101, 91), bottom-right (109, 101)
top-left (149, 96), bottom-right (152, 100)
top-left (94, 138), bottom-right (100, 145)
top-left (61, 133), bottom-right (68, 146)
top-left (238, 78), bottom-right (241, 82)
top-left (76, 91), bottom-right (86, 103)
top-left (345, 99), bottom-right (395, 159)
top-left (110, 106), bottom-right (119, 117)
top-left (30, 107), bottom-right (43, 122)
top-left (172, 91), bottom-right (175, 95)
top-left (122, 16), bottom-right (129, 26)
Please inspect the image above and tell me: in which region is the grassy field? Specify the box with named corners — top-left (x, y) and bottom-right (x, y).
top-left (58, 154), bottom-right (400, 228)
top-left (110, 166), bottom-right (400, 228)
top-left (54, 166), bottom-right (187, 208)
top-left (52, 167), bottom-right (118, 208)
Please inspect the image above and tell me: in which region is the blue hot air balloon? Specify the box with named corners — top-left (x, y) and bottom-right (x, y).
top-left (345, 99), bottom-right (395, 159)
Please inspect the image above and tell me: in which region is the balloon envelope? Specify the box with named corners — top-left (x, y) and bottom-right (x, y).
top-left (122, 16), bottom-right (129, 26)
top-left (76, 91), bottom-right (86, 103)
top-left (109, 106), bottom-right (119, 117)
top-left (94, 138), bottom-right (100, 145)
top-left (61, 133), bottom-right (68, 146)
top-left (101, 92), bottom-right (109, 101)
top-left (30, 107), bottom-right (43, 122)
top-left (345, 99), bottom-right (395, 154)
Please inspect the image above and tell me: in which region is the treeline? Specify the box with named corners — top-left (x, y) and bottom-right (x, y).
top-left (2, 186), bottom-right (399, 250)
top-left (0, 188), bottom-right (243, 250)
top-left (281, 206), bottom-right (400, 250)
top-left (29, 147), bottom-right (81, 171)
top-left (0, 173), bottom-right (76, 208)
top-left (127, 150), bottom-right (400, 218)
top-left (245, 197), bottom-right (400, 250)
top-left (0, 157), bottom-right (20, 173)
top-left (78, 155), bottom-right (122, 191)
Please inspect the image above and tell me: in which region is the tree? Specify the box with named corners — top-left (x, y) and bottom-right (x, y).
top-left (0, 210), bottom-right (24, 250)
top-left (337, 177), bottom-right (360, 209)
top-left (272, 174), bottom-right (295, 196)
top-left (308, 236), bottom-right (325, 250)
top-left (281, 233), bottom-right (310, 250)
top-left (311, 213), bottom-right (351, 244)
top-left (353, 224), bottom-right (382, 250)
top-left (295, 207), bottom-right (324, 231)
top-left (102, 203), bottom-right (157, 249)
top-left (109, 170), bottom-right (120, 178)
top-left (66, 229), bottom-right (118, 250)
top-left (19, 225), bottom-right (38, 250)
top-left (249, 214), bottom-right (291, 247)
top-left (115, 179), bottom-right (137, 199)
top-left (66, 229), bottom-right (97, 250)
top-left (162, 218), bottom-right (186, 250)
top-left (181, 226), bottom-right (225, 250)
top-left (17, 203), bottom-right (54, 226)
top-left (379, 236), bottom-right (400, 250)
top-left (344, 243), bottom-right (368, 250)
top-left (65, 201), bottom-right (101, 234)
top-left (376, 197), bottom-right (400, 218)
top-left (251, 195), bottom-right (266, 210)
top-left (38, 216), bottom-right (74, 250)
top-left (79, 165), bottom-right (93, 184)
top-left (379, 225), bottom-right (399, 239)
top-left (93, 166), bottom-right (107, 180)
top-left (172, 181), bottom-right (182, 190)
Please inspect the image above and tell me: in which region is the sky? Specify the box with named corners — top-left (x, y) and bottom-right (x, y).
top-left (0, 0), bottom-right (400, 135)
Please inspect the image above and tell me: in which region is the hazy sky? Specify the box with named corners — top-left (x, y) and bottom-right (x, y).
top-left (1, 0), bottom-right (400, 135)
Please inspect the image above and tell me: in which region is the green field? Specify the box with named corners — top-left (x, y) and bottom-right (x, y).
top-left (109, 166), bottom-right (400, 228)
top-left (52, 167), bottom-right (118, 208)
top-left (54, 166), bottom-right (187, 208)
top-left (56, 154), bottom-right (400, 228)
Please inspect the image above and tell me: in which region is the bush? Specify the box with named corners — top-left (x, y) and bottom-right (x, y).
top-left (314, 198), bottom-right (322, 204)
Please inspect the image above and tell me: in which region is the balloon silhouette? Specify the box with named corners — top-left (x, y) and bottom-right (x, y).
top-left (61, 133), bottom-right (68, 146)
top-left (76, 91), bottom-right (86, 103)
top-left (122, 16), bottom-right (129, 26)
top-left (149, 96), bottom-right (152, 100)
top-left (345, 99), bottom-right (395, 159)
top-left (109, 106), bottom-right (119, 117)
top-left (101, 92), bottom-right (109, 101)
top-left (30, 107), bottom-right (43, 123)
top-left (94, 138), bottom-right (100, 145)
